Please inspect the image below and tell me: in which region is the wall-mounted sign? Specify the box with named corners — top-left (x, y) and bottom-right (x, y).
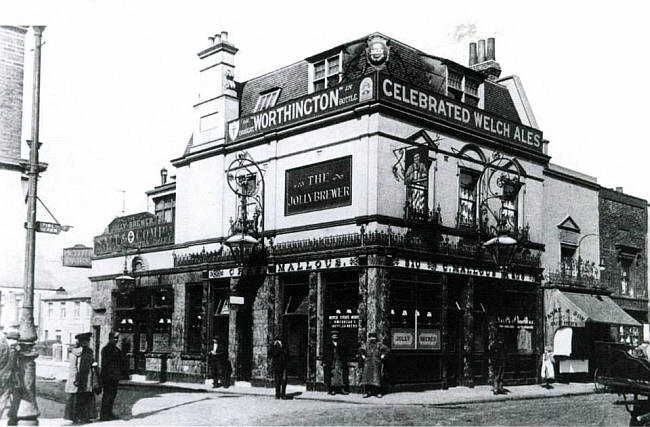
top-left (285, 156), bottom-right (352, 215)
top-left (498, 315), bottom-right (535, 329)
top-left (208, 256), bottom-right (359, 279)
top-left (226, 76), bottom-right (375, 143)
top-left (392, 258), bottom-right (537, 283)
top-left (94, 212), bottom-right (174, 256)
top-left (391, 328), bottom-right (415, 349)
top-left (229, 296), bottom-right (245, 305)
top-left (62, 244), bottom-right (92, 268)
top-left (417, 329), bottom-right (441, 350)
top-left (378, 74), bottom-right (544, 153)
top-left (328, 313), bottom-right (359, 330)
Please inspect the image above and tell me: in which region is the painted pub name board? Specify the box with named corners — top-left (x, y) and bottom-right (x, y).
top-left (208, 256), bottom-right (536, 282)
top-left (226, 76), bottom-right (375, 143)
top-left (285, 156), bottom-right (352, 215)
top-left (378, 74), bottom-right (544, 153)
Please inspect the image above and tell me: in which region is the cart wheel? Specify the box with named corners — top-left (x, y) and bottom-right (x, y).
top-left (594, 369), bottom-right (603, 393)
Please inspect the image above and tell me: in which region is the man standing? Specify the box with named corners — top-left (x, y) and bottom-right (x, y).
top-left (270, 336), bottom-right (287, 399)
top-left (0, 330), bottom-right (21, 425)
top-left (324, 330), bottom-right (348, 395)
top-left (100, 331), bottom-right (123, 421)
top-left (209, 338), bottom-right (229, 388)
top-left (360, 332), bottom-right (388, 398)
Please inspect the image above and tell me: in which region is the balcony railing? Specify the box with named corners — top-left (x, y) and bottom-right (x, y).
top-left (404, 204), bottom-right (442, 225)
top-left (545, 259), bottom-right (602, 288)
top-left (174, 229), bottom-right (541, 269)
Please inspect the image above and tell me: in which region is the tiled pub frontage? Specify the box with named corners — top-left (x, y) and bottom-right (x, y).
top-left (92, 229), bottom-right (542, 391)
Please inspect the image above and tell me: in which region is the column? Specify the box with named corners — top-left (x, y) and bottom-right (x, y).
top-left (251, 274), bottom-right (273, 383)
top-left (228, 276), bottom-right (240, 380)
top-left (364, 255), bottom-right (390, 345)
top-left (441, 274), bottom-right (448, 389)
top-left (307, 272), bottom-right (318, 385)
top-left (461, 277), bottom-right (474, 387)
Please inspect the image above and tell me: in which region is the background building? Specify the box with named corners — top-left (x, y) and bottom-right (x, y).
top-left (39, 288), bottom-right (92, 360)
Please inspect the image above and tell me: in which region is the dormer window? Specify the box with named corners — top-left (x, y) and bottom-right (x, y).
top-left (254, 88), bottom-right (281, 112)
top-left (312, 54), bottom-right (341, 92)
top-left (447, 70), bottom-right (481, 107)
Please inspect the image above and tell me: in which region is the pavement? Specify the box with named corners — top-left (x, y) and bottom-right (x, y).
top-left (19, 357), bottom-right (598, 426)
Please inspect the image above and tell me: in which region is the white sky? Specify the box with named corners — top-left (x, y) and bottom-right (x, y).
top-left (3, 0), bottom-right (649, 281)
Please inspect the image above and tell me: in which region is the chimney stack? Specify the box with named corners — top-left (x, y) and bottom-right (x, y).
top-left (469, 42), bottom-right (478, 66)
top-left (469, 37), bottom-right (501, 81)
top-left (477, 39), bottom-right (486, 63)
top-left (486, 37), bottom-right (495, 61)
top-left (616, 186), bottom-right (624, 193)
top-left (160, 167), bottom-right (168, 185)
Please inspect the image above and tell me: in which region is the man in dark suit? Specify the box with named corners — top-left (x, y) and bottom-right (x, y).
top-left (270, 336), bottom-right (287, 399)
top-left (324, 329), bottom-right (349, 395)
top-left (100, 331), bottom-right (123, 421)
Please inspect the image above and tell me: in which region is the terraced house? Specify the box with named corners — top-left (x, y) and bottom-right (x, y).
top-left (89, 32), bottom-right (648, 391)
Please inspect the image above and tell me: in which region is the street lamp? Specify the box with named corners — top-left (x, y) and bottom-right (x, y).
top-left (475, 152), bottom-right (525, 270)
top-left (224, 152), bottom-right (265, 260)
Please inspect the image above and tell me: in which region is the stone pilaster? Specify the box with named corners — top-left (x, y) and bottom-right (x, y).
top-left (535, 285), bottom-right (544, 382)
top-left (461, 277), bottom-right (474, 387)
top-left (365, 255), bottom-right (390, 345)
top-left (307, 272), bottom-right (318, 384)
top-left (441, 274), bottom-right (448, 389)
top-left (228, 276), bottom-right (240, 380)
top-left (358, 265), bottom-right (368, 346)
top-left (251, 274), bottom-right (272, 381)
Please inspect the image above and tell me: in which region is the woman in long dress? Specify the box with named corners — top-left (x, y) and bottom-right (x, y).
top-left (64, 332), bottom-right (99, 424)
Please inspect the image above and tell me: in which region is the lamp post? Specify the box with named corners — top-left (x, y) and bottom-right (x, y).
top-left (16, 26), bottom-right (45, 426)
top-left (475, 152), bottom-right (525, 270)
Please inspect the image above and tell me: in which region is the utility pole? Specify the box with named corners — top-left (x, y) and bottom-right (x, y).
top-left (18, 25), bottom-right (45, 426)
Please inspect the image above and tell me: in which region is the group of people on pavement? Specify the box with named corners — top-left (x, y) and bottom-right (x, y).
top-left (269, 330), bottom-right (390, 400)
top-left (0, 329), bottom-right (124, 425)
top-left (64, 331), bottom-right (124, 424)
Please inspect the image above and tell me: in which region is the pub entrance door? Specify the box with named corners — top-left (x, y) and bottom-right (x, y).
top-left (282, 282), bottom-right (309, 384)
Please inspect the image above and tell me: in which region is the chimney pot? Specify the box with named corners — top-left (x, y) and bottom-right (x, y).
top-left (161, 167), bottom-right (168, 185)
top-left (487, 38), bottom-right (495, 61)
top-left (221, 31), bottom-right (228, 42)
top-left (616, 186), bottom-right (623, 193)
top-left (477, 39), bottom-right (486, 63)
top-left (208, 36), bottom-right (215, 44)
top-left (214, 33), bottom-right (221, 43)
top-left (469, 42), bottom-right (478, 66)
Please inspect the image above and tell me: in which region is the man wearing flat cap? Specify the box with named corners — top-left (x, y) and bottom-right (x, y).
top-left (324, 329), bottom-right (349, 395)
top-left (270, 335), bottom-right (287, 399)
top-left (0, 330), bottom-right (21, 425)
top-left (360, 332), bottom-right (389, 398)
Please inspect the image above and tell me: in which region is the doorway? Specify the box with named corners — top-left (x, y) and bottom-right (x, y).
top-left (282, 282), bottom-right (309, 384)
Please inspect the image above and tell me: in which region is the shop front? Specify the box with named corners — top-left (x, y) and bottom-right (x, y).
top-left (544, 287), bottom-right (642, 380)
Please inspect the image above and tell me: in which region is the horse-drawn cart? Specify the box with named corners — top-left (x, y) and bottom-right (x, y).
top-left (593, 341), bottom-right (650, 426)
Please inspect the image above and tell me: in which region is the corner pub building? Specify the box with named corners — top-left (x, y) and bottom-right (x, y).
top-left (90, 32), bottom-right (628, 391)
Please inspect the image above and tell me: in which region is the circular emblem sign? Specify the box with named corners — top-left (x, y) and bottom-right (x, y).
top-left (127, 230), bottom-right (135, 245)
top-left (367, 35), bottom-right (389, 67)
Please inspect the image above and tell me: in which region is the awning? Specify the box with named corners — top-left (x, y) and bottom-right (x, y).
top-left (545, 289), bottom-right (641, 328)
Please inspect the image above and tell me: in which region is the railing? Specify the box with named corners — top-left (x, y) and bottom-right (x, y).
top-left (174, 229), bottom-right (542, 269)
top-left (546, 259), bottom-right (602, 288)
top-left (405, 204), bottom-right (442, 225)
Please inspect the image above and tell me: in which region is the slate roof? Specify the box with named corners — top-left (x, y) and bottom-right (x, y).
top-left (237, 33), bottom-right (522, 124)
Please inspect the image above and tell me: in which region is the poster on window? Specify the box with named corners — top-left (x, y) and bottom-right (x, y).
top-left (139, 334), bottom-right (147, 352)
top-left (417, 328), bottom-right (441, 350)
top-left (152, 333), bottom-right (171, 353)
top-left (119, 333), bottom-right (134, 354)
top-left (328, 313), bottom-right (359, 330)
top-left (391, 328), bottom-right (415, 349)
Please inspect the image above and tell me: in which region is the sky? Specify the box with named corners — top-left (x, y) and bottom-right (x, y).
top-left (2, 0), bottom-right (649, 288)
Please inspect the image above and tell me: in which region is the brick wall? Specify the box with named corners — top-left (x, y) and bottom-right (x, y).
top-left (599, 188), bottom-right (648, 310)
top-left (0, 26), bottom-right (27, 162)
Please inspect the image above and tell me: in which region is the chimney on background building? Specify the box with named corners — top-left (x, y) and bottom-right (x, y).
top-left (616, 187), bottom-right (624, 193)
top-left (160, 167), bottom-right (168, 185)
top-left (469, 37), bottom-right (501, 81)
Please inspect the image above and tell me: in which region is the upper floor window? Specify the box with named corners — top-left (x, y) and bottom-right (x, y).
top-left (254, 88), bottom-right (281, 112)
top-left (447, 70), bottom-right (481, 107)
top-left (458, 170), bottom-right (479, 227)
top-left (501, 198), bottom-right (518, 230)
top-left (60, 302), bottom-right (66, 319)
top-left (560, 244), bottom-right (577, 276)
top-left (312, 55), bottom-right (341, 92)
top-left (621, 259), bottom-right (632, 296)
top-left (154, 195), bottom-right (175, 223)
top-left (48, 302), bottom-right (53, 318)
top-left (74, 301), bottom-right (80, 318)
top-left (404, 148), bottom-right (430, 219)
